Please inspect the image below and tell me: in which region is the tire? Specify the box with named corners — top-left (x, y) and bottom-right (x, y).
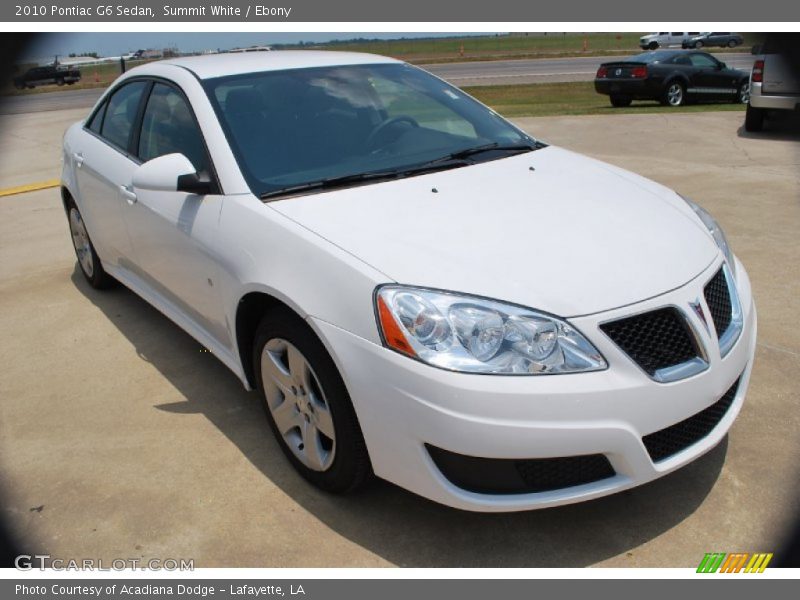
top-left (66, 199), bottom-right (115, 289)
top-left (727, 39), bottom-right (737, 48)
top-left (610, 95), bottom-right (633, 108)
top-left (694, 41), bottom-right (704, 49)
top-left (663, 81), bottom-right (686, 107)
top-left (56, 78), bottom-right (64, 86)
top-left (736, 81), bottom-right (750, 104)
top-left (745, 104), bottom-right (765, 132)
top-left (253, 306), bottom-right (371, 494)
top-left (648, 42), bottom-right (658, 50)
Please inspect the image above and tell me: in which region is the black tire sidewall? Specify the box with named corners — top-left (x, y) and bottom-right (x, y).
top-left (610, 95), bottom-right (632, 107)
top-left (745, 105), bottom-right (765, 132)
top-left (66, 199), bottom-right (113, 289)
top-left (253, 307), bottom-right (371, 493)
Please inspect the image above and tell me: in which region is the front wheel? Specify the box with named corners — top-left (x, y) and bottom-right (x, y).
top-left (66, 200), bottom-right (114, 289)
top-left (610, 95), bottom-right (633, 108)
top-left (737, 81), bottom-right (750, 104)
top-left (694, 41), bottom-right (704, 49)
top-left (648, 42), bottom-right (658, 50)
top-left (663, 81), bottom-right (686, 106)
top-left (254, 307), bottom-right (371, 493)
top-left (727, 39), bottom-right (738, 48)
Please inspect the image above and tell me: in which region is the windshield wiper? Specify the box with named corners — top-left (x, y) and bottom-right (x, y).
top-left (423, 140), bottom-right (544, 166)
top-left (259, 141), bottom-right (544, 201)
top-left (260, 160), bottom-right (470, 201)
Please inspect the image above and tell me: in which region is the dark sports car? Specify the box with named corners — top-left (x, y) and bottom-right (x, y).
top-left (594, 50), bottom-right (750, 107)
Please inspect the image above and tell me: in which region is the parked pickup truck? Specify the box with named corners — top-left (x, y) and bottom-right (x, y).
top-left (13, 65), bottom-right (81, 89)
top-left (745, 34), bottom-right (800, 131)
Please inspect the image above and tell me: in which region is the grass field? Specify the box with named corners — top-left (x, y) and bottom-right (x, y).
top-left (289, 33), bottom-right (643, 62)
top-left (284, 32), bottom-right (759, 63)
top-left (464, 81), bottom-right (747, 118)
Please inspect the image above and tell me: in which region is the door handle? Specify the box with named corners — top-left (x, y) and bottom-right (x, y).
top-left (73, 152), bottom-right (84, 168)
top-left (120, 185), bottom-right (137, 205)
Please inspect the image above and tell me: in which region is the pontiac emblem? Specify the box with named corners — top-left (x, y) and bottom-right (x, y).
top-left (690, 299), bottom-right (710, 333)
top-left (615, 68), bottom-right (622, 76)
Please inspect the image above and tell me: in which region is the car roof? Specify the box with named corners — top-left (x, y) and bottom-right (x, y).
top-left (153, 50), bottom-right (402, 80)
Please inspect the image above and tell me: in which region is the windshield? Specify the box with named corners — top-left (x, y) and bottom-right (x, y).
top-left (203, 63), bottom-right (539, 198)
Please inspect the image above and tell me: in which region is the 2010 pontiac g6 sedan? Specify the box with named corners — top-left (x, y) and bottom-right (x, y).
top-left (61, 51), bottom-right (756, 512)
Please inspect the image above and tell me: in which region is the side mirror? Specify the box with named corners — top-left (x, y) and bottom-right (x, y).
top-left (718, 62), bottom-right (727, 70)
top-left (132, 153), bottom-right (212, 195)
top-left (751, 44), bottom-right (762, 55)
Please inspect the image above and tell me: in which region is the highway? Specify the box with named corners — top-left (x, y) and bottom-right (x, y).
top-left (0, 53), bottom-right (754, 115)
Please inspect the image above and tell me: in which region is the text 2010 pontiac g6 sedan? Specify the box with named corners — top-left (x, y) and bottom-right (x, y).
top-left (62, 52), bottom-right (756, 511)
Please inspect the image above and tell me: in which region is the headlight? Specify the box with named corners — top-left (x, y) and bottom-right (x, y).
top-left (680, 195), bottom-right (736, 276)
top-left (375, 286), bottom-right (607, 375)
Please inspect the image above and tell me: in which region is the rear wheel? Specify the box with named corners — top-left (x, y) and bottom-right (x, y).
top-left (745, 104), bottom-right (765, 132)
top-left (56, 78), bottom-right (64, 86)
top-left (694, 41), bottom-right (704, 49)
top-left (727, 39), bottom-right (737, 48)
top-left (66, 199), bottom-right (114, 289)
top-left (610, 95), bottom-right (633, 108)
top-left (663, 81), bottom-right (686, 106)
top-left (254, 307), bottom-right (371, 493)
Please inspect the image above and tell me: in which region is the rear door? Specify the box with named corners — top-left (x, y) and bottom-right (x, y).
top-left (71, 80), bottom-right (148, 266)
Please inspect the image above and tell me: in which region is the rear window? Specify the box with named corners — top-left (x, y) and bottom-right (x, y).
top-left (628, 51), bottom-right (674, 63)
top-left (99, 81), bottom-right (148, 151)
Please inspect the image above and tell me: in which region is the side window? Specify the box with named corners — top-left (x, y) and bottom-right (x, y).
top-left (689, 54), bottom-right (719, 69)
top-left (100, 81), bottom-right (148, 151)
top-left (671, 32), bottom-right (683, 36)
top-left (138, 83), bottom-right (208, 173)
top-left (86, 101), bottom-right (107, 134)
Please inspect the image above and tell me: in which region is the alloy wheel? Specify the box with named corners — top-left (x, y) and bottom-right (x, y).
top-left (739, 82), bottom-right (751, 104)
top-left (260, 338), bottom-right (336, 471)
top-left (69, 207), bottom-right (94, 277)
top-left (667, 83), bottom-right (684, 106)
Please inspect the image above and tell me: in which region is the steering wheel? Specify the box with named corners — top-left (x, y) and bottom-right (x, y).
top-left (366, 115), bottom-right (419, 150)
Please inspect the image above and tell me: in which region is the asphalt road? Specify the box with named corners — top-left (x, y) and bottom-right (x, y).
top-left (0, 53), bottom-right (755, 115)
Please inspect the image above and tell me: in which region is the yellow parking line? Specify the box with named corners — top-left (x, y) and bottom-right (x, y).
top-left (0, 179), bottom-right (60, 198)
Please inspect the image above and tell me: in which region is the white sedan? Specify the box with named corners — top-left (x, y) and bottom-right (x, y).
top-left (61, 51), bottom-right (756, 511)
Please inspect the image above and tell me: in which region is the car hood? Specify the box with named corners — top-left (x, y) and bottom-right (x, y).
top-left (270, 146), bottom-right (718, 317)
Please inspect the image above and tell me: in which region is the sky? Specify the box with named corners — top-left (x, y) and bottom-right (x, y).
top-left (23, 32), bottom-right (493, 62)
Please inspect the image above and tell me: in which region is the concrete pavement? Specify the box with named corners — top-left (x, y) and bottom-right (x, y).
top-left (0, 109), bottom-right (797, 567)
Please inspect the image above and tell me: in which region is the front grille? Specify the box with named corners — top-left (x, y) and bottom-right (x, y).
top-left (600, 307), bottom-right (699, 376)
top-left (704, 268), bottom-right (732, 339)
top-left (643, 377), bottom-right (740, 462)
top-left (515, 455), bottom-right (616, 492)
top-left (426, 445), bottom-right (616, 495)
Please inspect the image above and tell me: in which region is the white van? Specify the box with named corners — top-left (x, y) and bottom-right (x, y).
top-left (639, 32), bottom-right (702, 50)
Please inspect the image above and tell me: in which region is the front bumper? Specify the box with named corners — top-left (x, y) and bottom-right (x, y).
top-left (312, 257), bottom-right (756, 512)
